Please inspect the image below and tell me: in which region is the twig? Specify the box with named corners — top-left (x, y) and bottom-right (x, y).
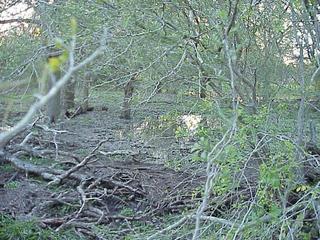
top-left (49, 139), bottom-right (107, 185)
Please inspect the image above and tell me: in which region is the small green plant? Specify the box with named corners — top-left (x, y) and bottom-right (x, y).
top-left (175, 125), bottom-right (189, 139)
top-left (143, 111), bottom-right (180, 137)
top-left (120, 207), bottom-right (135, 217)
top-left (0, 163), bottom-right (15, 173)
top-left (191, 137), bottom-right (212, 162)
top-left (0, 214), bottom-right (79, 240)
top-left (58, 205), bottom-right (78, 215)
top-left (164, 158), bottom-right (183, 171)
top-left (196, 99), bottom-right (214, 114)
top-left (4, 180), bottom-right (20, 189)
top-left (195, 126), bottom-right (209, 138)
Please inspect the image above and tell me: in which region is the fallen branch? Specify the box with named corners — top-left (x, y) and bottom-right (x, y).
top-left (0, 151), bottom-right (144, 196)
top-left (49, 139), bottom-right (107, 185)
top-left (147, 213), bottom-right (271, 240)
top-left (0, 151), bottom-right (87, 181)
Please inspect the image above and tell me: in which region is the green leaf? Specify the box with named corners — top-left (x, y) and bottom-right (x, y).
top-left (218, 9), bottom-right (228, 21)
top-left (269, 204), bottom-right (281, 219)
top-left (48, 57), bottom-right (61, 73)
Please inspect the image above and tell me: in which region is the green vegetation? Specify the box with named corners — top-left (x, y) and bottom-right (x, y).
top-left (4, 180), bottom-right (20, 189)
top-left (0, 164), bottom-right (15, 173)
top-left (0, 215), bottom-right (80, 240)
top-left (1, 0), bottom-right (320, 239)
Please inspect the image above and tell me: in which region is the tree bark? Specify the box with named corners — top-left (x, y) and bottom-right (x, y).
top-left (47, 70), bottom-right (61, 123)
top-left (80, 72), bottom-right (91, 112)
top-left (62, 76), bottom-right (76, 111)
top-left (120, 74), bottom-right (137, 120)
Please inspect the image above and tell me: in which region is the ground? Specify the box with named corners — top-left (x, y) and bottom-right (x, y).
top-left (0, 91), bottom-right (208, 239)
top-left (2, 90), bottom-right (318, 239)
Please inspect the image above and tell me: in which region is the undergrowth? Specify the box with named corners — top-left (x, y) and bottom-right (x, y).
top-left (0, 214), bottom-right (80, 240)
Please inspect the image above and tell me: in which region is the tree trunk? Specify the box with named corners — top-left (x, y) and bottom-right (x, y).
top-left (47, 71), bottom-right (61, 123)
top-left (199, 76), bottom-right (207, 99)
top-left (80, 72), bottom-right (91, 112)
top-left (120, 74), bottom-right (137, 119)
top-left (291, 4), bottom-right (306, 182)
top-left (62, 77), bottom-right (75, 111)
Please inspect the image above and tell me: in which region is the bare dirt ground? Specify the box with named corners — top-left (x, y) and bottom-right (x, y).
top-left (0, 94), bottom-right (206, 238)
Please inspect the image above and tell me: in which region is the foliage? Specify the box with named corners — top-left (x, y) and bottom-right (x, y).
top-left (4, 180), bottom-right (20, 189)
top-left (1, 0), bottom-right (320, 239)
top-left (0, 214), bottom-right (79, 240)
top-left (190, 102), bottom-right (319, 238)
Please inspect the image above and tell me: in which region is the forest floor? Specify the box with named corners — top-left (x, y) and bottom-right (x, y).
top-left (2, 90), bottom-right (318, 239)
top-left (0, 91), bottom-right (211, 239)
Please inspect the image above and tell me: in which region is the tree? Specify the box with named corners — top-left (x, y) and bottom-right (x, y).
top-left (0, 1), bottom-right (319, 239)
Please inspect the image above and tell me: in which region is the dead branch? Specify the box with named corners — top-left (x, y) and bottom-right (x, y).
top-left (49, 139), bottom-right (107, 185)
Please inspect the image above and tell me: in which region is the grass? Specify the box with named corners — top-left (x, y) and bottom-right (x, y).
top-left (0, 164), bottom-right (15, 173)
top-left (0, 214), bottom-right (80, 240)
top-left (90, 88), bottom-right (123, 109)
top-left (28, 156), bottom-right (52, 166)
top-left (4, 180), bottom-right (20, 189)
top-left (0, 91), bottom-right (35, 112)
